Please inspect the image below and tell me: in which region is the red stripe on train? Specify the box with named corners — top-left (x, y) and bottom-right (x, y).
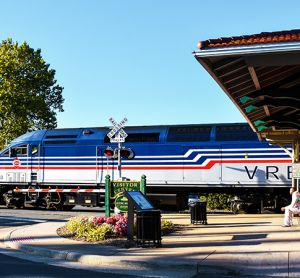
top-left (0, 159), bottom-right (292, 171)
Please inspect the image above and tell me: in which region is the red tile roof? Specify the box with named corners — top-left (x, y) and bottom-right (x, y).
top-left (198, 29), bottom-right (300, 49)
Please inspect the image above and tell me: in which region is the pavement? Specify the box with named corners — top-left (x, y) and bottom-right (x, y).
top-left (1, 212), bottom-right (300, 278)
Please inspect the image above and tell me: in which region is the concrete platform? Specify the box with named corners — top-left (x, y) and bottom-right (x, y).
top-left (2, 213), bottom-right (300, 277)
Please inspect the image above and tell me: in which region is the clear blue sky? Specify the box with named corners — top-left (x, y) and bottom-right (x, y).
top-left (1, 0), bottom-right (300, 128)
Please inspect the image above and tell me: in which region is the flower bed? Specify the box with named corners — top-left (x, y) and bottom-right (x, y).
top-left (59, 215), bottom-right (176, 243)
top-left (64, 215), bottom-right (128, 242)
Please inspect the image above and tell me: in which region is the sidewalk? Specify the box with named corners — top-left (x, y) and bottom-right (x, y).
top-left (2, 213), bottom-right (300, 277)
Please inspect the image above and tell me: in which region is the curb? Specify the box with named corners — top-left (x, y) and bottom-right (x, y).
top-left (3, 228), bottom-right (198, 272)
top-left (4, 220), bottom-right (294, 278)
top-left (6, 238), bottom-right (292, 278)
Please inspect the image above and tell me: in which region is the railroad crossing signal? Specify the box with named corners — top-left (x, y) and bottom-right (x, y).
top-left (107, 117), bottom-right (128, 142)
top-left (104, 146), bottom-right (114, 158)
top-left (106, 117), bottom-right (131, 180)
top-left (104, 146), bottom-right (134, 160)
top-left (120, 147), bottom-right (135, 159)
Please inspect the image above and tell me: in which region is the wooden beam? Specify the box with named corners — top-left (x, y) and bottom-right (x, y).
top-left (248, 66), bottom-right (261, 90)
top-left (212, 57), bottom-right (244, 71)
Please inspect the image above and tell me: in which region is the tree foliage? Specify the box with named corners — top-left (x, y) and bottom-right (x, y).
top-left (0, 38), bottom-right (64, 148)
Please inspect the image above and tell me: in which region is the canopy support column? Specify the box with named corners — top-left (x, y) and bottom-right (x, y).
top-left (293, 140), bottom-right (300, 191)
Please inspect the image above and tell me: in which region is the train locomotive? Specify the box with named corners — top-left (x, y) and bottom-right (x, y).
top-left (0, 122), bottom-right (292, 211)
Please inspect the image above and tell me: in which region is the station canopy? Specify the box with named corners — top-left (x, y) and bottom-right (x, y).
top-left (194, 29), bottom-right (300, 146)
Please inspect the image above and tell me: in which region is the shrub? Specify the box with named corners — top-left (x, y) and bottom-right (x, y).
top-left (64, 215), bottom-right (175, 242)
top-left (64, 216), bottom-right (84, 234)
top-left (64, 215), bottom-right (128, 241)
top-left (161, 219), bottom-right (175, 235)
top-left (85, 224), bottom-right (114, 241)
top-left (207, 193), bottom-right (232, 210)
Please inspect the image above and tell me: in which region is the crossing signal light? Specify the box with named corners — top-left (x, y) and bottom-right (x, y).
top-left (105, 146), bottom-right (135, 159)
top-left (104, 146), bottom-right (114, 158)
top-left (120, 147), bottom-right (135, 160)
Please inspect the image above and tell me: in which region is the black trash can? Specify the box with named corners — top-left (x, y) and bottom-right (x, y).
top-left (189, 201), bottom-right (207, 224)
top-left (136, 209), bottom-right (162, 247)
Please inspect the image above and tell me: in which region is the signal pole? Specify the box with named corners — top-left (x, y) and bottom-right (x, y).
top-left (116, 133), bottom-right (122, 180)
top-left (107, 117), bottom-right (128, 180)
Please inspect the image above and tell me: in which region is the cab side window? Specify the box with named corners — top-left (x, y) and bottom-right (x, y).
top-left (31, 145), bottom-right (39, 156)
top-left (10, 145), bottom-right (28, 157)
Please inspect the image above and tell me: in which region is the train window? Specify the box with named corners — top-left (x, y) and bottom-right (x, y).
top-left (167, 126), bottom-right (211, 142)
top-left (44, 140), bottom-right (77, 144)
top-left (10, 144), bottom-right (28, 157)
top-left (215, 125), bottom-right (258, 141)
top-left (104, 133), bottom-right (160, 143)
top-left (127, 133), bottom-right (160, 142)
top-left (31, 145), bottom-right (38, 156)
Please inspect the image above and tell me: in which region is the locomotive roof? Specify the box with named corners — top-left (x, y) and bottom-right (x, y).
top-left (8, 122), bottom-right (255, 145)
top-left (47, 122), bottom-right (249, 131)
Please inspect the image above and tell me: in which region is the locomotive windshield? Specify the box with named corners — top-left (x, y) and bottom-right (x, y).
top-left (9, 144), bottom-right (28, 157)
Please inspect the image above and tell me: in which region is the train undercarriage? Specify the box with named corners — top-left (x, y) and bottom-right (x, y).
top-left (0, 184), bottom-right (292, 213)
top-left (147, 186), bottom-right (291, 213)
top-left (0, 184), bottom-right (105, 210)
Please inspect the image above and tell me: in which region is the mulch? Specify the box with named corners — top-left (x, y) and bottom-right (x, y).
top-left (56, 224), bottom-right (183, 249)
top-left (56, 226), bottom-right (137, 248)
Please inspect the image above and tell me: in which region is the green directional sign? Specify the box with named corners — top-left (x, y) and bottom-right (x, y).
top-left (105, 175), bottom-right (146, 216)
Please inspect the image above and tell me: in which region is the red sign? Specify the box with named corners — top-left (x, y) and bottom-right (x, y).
top-left (13, 158), bottom-right (21, 168)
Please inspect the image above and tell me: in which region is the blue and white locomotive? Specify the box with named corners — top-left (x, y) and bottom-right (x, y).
top-left (0, 123), bottom-right (292, 210)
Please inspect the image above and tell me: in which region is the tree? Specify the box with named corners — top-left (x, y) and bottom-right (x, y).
top-left (0, 39), bottom-right (64, 148)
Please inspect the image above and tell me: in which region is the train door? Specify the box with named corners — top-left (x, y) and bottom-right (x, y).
top-left (29, 144), bottom-right (40, 183)
top-left (96, 145), bottom-right (106, 184)
top-left (183, 145), bottom-right (222, 185)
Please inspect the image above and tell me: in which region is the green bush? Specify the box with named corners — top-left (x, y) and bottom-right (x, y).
top-left (65, 218), bottom-right (92, 239)
top-left (64, 217), bottom-right (83, 233)
top-left (85, 224), bottom-right (114, 241)
top-left (161, 219), bottom-right (175, 235)
top-left (207, 193), bottom-right (232, 210)
top-left (64, 216), bottom-right (175, 242)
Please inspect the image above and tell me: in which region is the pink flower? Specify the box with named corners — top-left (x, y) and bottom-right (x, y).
top-left (92, 216), bottom-right (107, 226)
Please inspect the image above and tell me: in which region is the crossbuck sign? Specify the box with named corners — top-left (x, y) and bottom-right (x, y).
top-left (107, 117), bottom-right (128, 143)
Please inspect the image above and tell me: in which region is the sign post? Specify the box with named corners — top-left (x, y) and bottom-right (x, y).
top-left (107, 117), bottom-right (128, 180)
top-left (105, 174), bottom-right (146, 216)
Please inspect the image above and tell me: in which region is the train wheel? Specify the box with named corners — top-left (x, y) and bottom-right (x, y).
top-left (14, 198), bottom-right (24, 209)
top-left (3, 192), bottom-right (23, 209)
top-left (62, 205), bottom-right (75, 211)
